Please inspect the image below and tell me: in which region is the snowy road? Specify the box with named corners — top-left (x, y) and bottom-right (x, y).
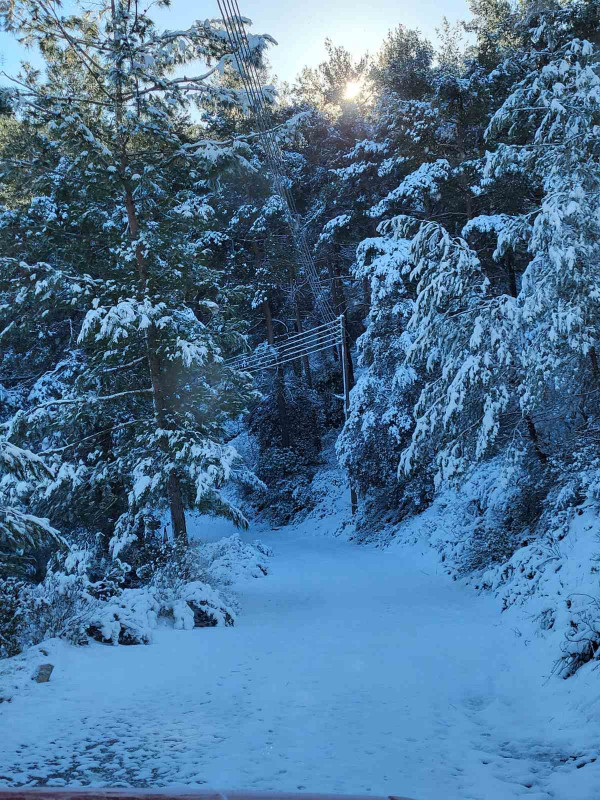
top-left (1, 525), bottom-right (599, 800)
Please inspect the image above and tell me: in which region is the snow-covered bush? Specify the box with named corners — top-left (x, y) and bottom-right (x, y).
top-left (175, 581), bottom-right (235, 628)
top-left (86, 588), bottom-right (159, 645)
top-left (558, 594), bottom-right (600, 678)
top-left (0, 441), bottom-right (66, 579)
top-left (0, 533), bottom-right (272, 655)
top-left (0, 572), bottom-right (91, 657)
top-left (419, 452), bottom-right (600, 679)
top-left (422, 459), bottom-right (547, 584)
top-left (247, 376), bottom-right (328, 523)
top-left (197, 534), bottom-right (272, 584)
top-left (248, 446), bottom-right (317, 522)
top-left (0, 578), bottom-right (34, 658)
top-left (147, 533), bottom-right (270, 589)
top-left (87, 563), bottom-right (240, 645)
top-left (75, 534), bottom-right (274, 645)
top-left (28, 572), bottom-right (93, 646)
top-left (116, 532), bottom-right (173, 589)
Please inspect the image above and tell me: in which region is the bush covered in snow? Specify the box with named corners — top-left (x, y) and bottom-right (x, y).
top-left (0, 578), bottom-right (34, 658)
top-left (194, 534), bottom-right (272, 584)
top-left (0, 572), bottom-right (91, 657)
top-left (0, 533), bottom-right (271, 656)
top-left (558, 593), bottom-right (600, 679)
top-left (82, 532), bottom-right (275, 645)
top-left (243, 374), bottom-right (335, 524)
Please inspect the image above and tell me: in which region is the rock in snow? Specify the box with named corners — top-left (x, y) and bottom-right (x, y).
top-left (32, 664), bottom-right (54, 683)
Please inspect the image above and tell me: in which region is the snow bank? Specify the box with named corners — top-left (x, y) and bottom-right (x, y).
top-left (0, 637), bottom-right (68, 705)
top-left (198, 534), bottom-right (272, 583)
top-left (377, 460), bottom-right (600, 679)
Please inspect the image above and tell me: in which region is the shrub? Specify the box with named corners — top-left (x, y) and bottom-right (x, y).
top-left (0, 573), bottom-right (91, 658)
top-left (556, 594), bottom-right (600, 679)
top-left (0, 534), bottom-right (271, 655)
top-left (86, 587), bottom-right (159, 645)
top-left (31, 573), bottom-right (94, 646)
top-left (0, 578), bottom-right (34, 658)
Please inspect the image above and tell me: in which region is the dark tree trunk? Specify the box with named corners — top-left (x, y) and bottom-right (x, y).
top-left (525, 414), bottom-right (548, 465)
top-left (507, 254), bottom-right (518, 301)
top-left (262, 300), bottom-right (291, 449)
top-left (295, 298), bottom-right (313, 389)
top-left (343, 309), bottom-right (355, 388)
top-left (341, 315), bottom-right (358, 515)
top-left (124, 185), bottom-right (188, 544)
top-left (167, 470), bottom-right (187, 546)
top-left (590, 347), bottom-right (600, 381)
top-left (362, 277), bottom-right (370, 317)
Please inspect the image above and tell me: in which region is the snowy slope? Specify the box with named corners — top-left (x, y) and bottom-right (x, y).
top-left (1, 485), bottom-right (600, 799)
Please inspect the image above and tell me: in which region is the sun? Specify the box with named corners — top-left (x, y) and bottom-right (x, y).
top-left (344, 80), bottom-right (362, 100)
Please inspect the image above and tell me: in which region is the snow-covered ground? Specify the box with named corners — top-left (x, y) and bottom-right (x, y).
top-left (1, 493), bottom-right (600, 800)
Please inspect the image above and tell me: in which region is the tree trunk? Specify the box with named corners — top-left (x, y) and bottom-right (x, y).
top-left (341, 315), bottom-right (358, 515)
top-left (262, 298), bottom-right (274, 346)
top-left (342, 308), bottom-right (355, 387)
top-left (113, 6), bottom-right (187, 544)
top-left (262, 300), bottom-right (291, 449)
top-left (295, 298), bottom-right (313, 389)
top-left (362, 277), bottom-right (370, 317)
top-left (525, 413), bottom-right (548, 465)
top-left (123, 184), bottom-right (188, 544)
top-left (590, 347), bottom-right (600, 381)
top-left (507, 254), bottom-right (518, 300)
top-left (167, 470), bottom-right (187, 547)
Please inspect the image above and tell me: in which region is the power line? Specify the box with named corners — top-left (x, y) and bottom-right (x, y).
top-left (216, 0), bottom-right (336, 323)
top-left (225, 317), bottom-right (342, 372)
top-left (215, 2), bottom-right (358, 515)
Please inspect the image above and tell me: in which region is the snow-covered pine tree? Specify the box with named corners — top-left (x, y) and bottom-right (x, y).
top-left (295, 38), bottom-right (371, 113)
top-left (335, 222), bottom-right (428, 527)
top-left (206, 129), bottom-right (329, 518)
top-left (398, 217), bottom-right (518, 486)
top-left (484, 0), bottom-right (600, 468)
top-left (346, 0), bottom-right (600, 505)
top-left (0, 0), bottom-right (274, 550)
top-left (333, 22), bottom-right (498, 513)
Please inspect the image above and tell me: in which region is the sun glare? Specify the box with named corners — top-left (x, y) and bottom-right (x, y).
top-left (344, 80), bottom-right (362, 100)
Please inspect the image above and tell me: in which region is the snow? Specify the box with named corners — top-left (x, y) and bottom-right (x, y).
top-left (369, 160), bottom-right (451, 217)
top-left (1, 481), bottom-right (600, 799)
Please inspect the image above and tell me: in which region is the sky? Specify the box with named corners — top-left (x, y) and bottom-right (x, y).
top-left (0, 0), bottom-right (472, 85)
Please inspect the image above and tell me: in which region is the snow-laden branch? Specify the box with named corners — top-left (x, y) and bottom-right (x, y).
top-left (22, 389), bottom-right (154, 418)
top-left (40, 418), bottom-right (153, 455)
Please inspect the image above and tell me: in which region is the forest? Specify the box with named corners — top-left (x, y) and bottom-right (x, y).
top-left (1, 0), bottom-right (600, 710)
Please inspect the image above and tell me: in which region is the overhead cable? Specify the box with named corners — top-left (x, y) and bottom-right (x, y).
top-left (216, 0), bottom-right (336, 323)
top-left (225, 317), bottom-right (342, 372)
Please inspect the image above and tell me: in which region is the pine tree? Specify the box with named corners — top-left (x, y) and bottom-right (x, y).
top-left (335, 223), bottom-right (427, 522)
top-left (485, 1), bottom-right (600, 457)
top-left (0, 0), bottom-right (274, 551)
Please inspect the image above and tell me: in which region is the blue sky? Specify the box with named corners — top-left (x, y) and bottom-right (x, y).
top-left (0, 0), bottom-right (472, 85)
